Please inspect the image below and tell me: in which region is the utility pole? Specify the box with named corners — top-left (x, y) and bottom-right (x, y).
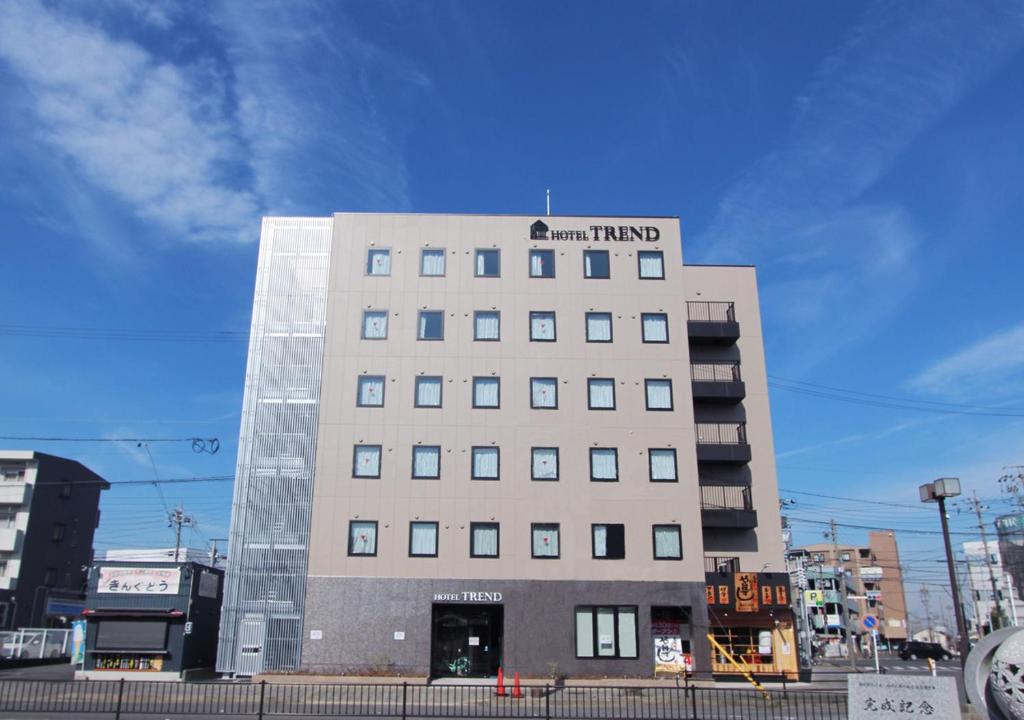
top-left (921, 585), bottom-right (933, 642)
top-left (168, 506), bottom-right (194, 563)
top-left (208, 538), bottom-right (228, 569)
top-left (967, 490), bottom-right (1005, 632)
top-left (825, 520), bottom-right (858, 670)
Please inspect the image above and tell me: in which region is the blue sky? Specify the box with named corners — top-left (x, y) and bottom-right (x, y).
top-left (1, 0), bottom-right (1023, 624)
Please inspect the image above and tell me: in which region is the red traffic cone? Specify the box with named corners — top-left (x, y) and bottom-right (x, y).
top-left (512, 671), bottom-right (523, 699)
top-left (496, 667), bottom-right (506, 696)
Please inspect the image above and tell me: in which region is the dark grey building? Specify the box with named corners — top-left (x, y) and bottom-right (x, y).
top-left (79, 561), bottom-right (224, 679)
top-left (0, 451), bottom-right (109, 629)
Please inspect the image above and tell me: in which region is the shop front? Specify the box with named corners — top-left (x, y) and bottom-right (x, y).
top-left (704, 571), bottom-right (798, 680)
top-left (78, 561), bottom-right (223, 680)
top-left (301, 577), bottom-right (711, 679)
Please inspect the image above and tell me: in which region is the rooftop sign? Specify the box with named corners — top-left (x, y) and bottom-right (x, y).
top-left (530, 219), bottom-right (660, 242)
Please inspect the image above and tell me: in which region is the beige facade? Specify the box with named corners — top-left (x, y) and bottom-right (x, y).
top-left (219, 212), bottom-right (787, 677)
top-left (305, 213), bottom-right (782, 582)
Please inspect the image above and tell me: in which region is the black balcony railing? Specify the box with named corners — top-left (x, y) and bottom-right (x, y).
top-left (687, 301), bottom-right (736, 323)
top-left (690, 362), bottom-right (741, 382)
top-left (695, 423), bottom-right (747, 445)
top-left (700, 485), bottom-right (752, 511)
top-left (704, 556), bottom-right (741, 573)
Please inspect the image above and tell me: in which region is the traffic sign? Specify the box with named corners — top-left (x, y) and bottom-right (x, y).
top-left (862, 614), bottom-right (878, 630)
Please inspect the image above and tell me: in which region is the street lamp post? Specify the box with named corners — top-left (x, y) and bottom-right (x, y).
top-left (920, 478), bottom-right (971, 670)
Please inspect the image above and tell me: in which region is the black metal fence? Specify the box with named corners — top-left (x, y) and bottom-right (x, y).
top-left (0, 679), bottom-right (846, 719)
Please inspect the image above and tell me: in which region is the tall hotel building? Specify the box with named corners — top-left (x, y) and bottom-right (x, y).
top-left (217, 213), bottom-right (795, 679)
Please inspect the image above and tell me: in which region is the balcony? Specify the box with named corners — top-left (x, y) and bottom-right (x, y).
top-left (695, 423), bottom-right (751, 464)
top-left (691, 362), bottom-right (745, 403)
top-left (0, 527), bottom-right (23, 552)
top-left (704, 556), bottom-right (741, 573)
top-left (0, 482), bottom-right (27, 505)
top-left (700, 485), bottom-right (758, 529)
top-left (687, 302), bottom-right (739, 345)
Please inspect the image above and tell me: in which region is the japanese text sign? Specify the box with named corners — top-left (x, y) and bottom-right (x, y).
top-left (98, 567), bottom-right (180, 595)
top-left (848, 674), bottom-right (958, 720)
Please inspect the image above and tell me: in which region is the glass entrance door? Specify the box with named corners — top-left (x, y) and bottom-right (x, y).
top-left (430, 604), bottom-right (503, 677)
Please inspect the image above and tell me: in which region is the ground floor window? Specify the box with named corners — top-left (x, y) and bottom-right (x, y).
top-left (710, 626), bottom-right (774, 667)
top-left (575, 606), bottom-right (638, 659)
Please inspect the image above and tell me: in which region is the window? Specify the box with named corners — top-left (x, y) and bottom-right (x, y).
top-left (415, 376), bottom-right (443, 408)
top-left (366, 248), bottom-right (391, 275)
top-left (590, 448), bottom-right (619, 482)
top-left (475, 249), bottom-right (501, 277)
top-left (473, 377), bottom-right (500, 408)
top-left (575, 607), bottom-right (637, 658)
top-left (474, 311), bottom-right (500, 341)
top-left (532, 523), bottom-right (560, 558)
top-left (0, 560), bottom-right (7, 576)
top-left (584, 250), bottom-right (610, 279)
top-left (645, 379), bottom-right (674, 411)
top-left (531, 377), bottom-right (558, 409)
top-left (353, 445), bottom-right (382, 478)
top-left (471, 522), bottom-right (499, 558)
top-left (648, 449), bottom-right (678, 482)
top-left (362, 310), bottom-right (388, 340)
top-left (840, 552), bottom-right (851, 562)
top-left (585, 312), bottom-right (613, 342)
top-left (52, 523), bottom-right (66, 542)
top-left (348, 521), bottom-right (378, 556)
top-left (96, 620), bottom-right (168, 651)
top-left (60, 481), bottom-right (72, 499)
top-left (420, 248), bottom-right (446, 276)
top-left (638, 250), bottom-right (664, 279)
top-left (592, 524), bottom-right (625, 560)
top-left (356, 375), bottom-right (385, 407)
top-left (409, 522), bottom-right (439, 557)
top-left (0, 509), bottom-right (15, 528)
top-left (531, 447), bottom-right (559, 481)
top-left (43, 567), bottom-right (57, 586)
top-left (418, 311), bottom-right (444, 340)
top-left (1, 466), bottom-right (25, 482)
top-left (471, 447), bottom-right (499, 480)
top-left (412, 446), bottom-right (441, 479)
top-left (530, 311), bottom-right (556, 341)
top-left (530, 249), bottom-right (555, 278)
top-left (587, 378), bottom-right (616, 410)
top-left (641, 313), bottom-right (669, 343)
top-left (653, 525), bottom-right (682, 560)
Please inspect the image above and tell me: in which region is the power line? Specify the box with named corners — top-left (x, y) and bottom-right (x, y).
top-left (787, 516), bottom-right (977, 537)
top-left (768, 380), bottom-right (1024, 417)
top-left (0, 436), bottom-right (220, 454)
top-left (769, 375), bottom-right (1024, 413)
top-left (0, 324), bottom-right (247, 343)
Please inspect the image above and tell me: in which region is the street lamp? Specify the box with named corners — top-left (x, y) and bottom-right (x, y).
top-left (920, 477), bottom-right (970, 669)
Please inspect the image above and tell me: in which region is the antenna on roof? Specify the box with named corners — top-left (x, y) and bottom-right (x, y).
top-left (546, 189), bottom-right (551, 217)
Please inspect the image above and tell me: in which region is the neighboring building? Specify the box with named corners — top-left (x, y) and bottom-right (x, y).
top-left (104, 548), bottom-right (214, 565)
top-left (790, 531), bottom-right (909, 648)
top-left (217, 213), bottom-right (791, 679)
top-left (995, 513), bottom-right (1024, 606)
top-left (78, 560), bottom-right (223, 680)
top-left (0, 451), bottom-right (109, 629)
top-left (787, 565), bottom-right (859, 658)
top-left (963, 540), bottom-right (1020, 636)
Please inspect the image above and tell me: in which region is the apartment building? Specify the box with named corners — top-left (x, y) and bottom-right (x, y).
top-left (791, 531), bottom-right (908, 648)
top-left (963, 540), bottom-right (1020, 635)
top-left (0, 451), bottom-right (109, 629)
top-left (217, 213), bottom-right (791, 678)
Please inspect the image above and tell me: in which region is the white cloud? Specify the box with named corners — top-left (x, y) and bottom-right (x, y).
top-left (909, 323), bottom-right (1024, 397)
top-left (0, 0), bottom-right (261, 244)
top-left (212, 1), bottom-right (428, 214)
top-left (691, 1), bottom-right (1024, 366)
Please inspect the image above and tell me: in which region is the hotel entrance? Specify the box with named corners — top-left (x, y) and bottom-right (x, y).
top-left (430, 604), bottom-right (503, 678)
